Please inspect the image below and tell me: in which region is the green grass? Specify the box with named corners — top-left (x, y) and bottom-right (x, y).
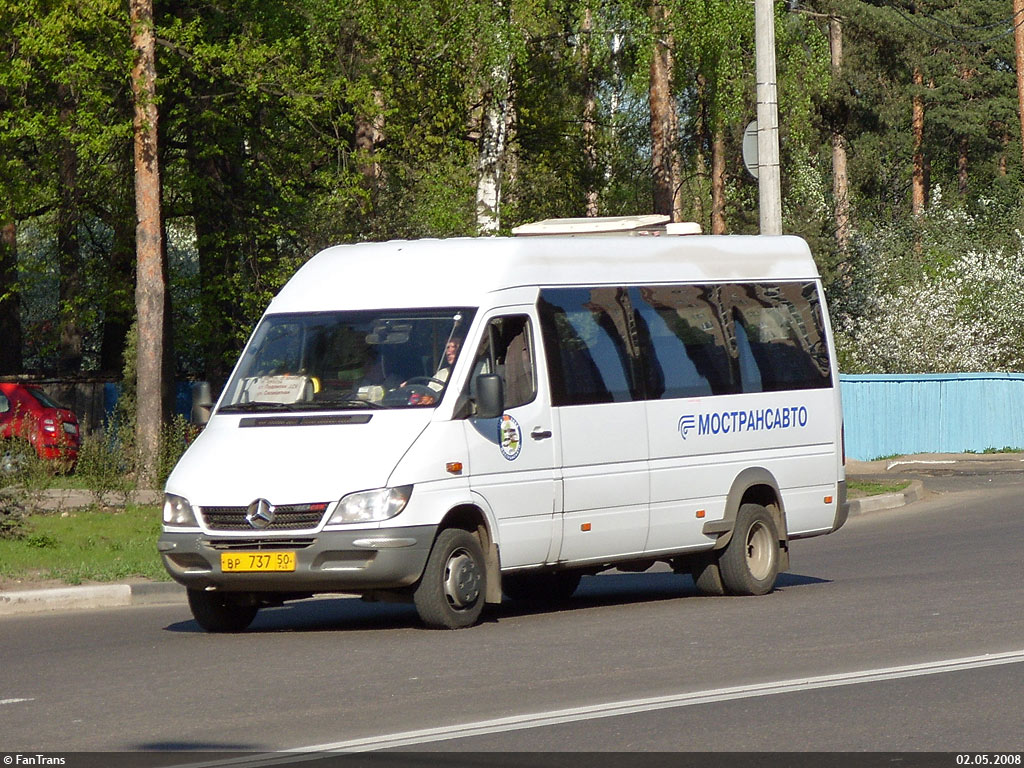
top-left (847, 479), bottom-right (911, 497)
top-left (0, 504), bottom-right (169, 586)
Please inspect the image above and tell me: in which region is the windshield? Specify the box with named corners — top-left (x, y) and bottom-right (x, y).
top-left (220, 309), bottom-right (475, 413)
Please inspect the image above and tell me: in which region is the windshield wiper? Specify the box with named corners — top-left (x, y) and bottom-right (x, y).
top-left (301, 397), bottom-right (387, 410)
top-left (218, 401), bottom-right (298, 413)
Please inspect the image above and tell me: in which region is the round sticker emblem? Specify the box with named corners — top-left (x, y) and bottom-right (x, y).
top-left (499, 414), bottom-right (522, 461)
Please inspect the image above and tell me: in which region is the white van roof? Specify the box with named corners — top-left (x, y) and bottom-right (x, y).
top-left (267, 235), bottom-right (820, 314)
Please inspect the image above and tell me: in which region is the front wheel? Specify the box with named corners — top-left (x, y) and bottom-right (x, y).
top-left (187, 589), bottom-right (259, 633)
top-left (413, 528), bottom-right (486, 629)
top-left (718, 503), bottom-right (781, 596)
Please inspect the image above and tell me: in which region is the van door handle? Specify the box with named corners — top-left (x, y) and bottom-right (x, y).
top-left (530, 429), bottom-right (552, 440)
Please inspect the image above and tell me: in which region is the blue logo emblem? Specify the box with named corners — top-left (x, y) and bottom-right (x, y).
top-left (678, 414), bottom-right (696, 440)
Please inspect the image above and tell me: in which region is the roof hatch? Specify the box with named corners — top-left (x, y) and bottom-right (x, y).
top-left (511, 215), bottom-right (702, 237)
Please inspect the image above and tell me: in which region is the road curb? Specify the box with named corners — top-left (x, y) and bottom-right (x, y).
top-left (0, 581), bottom-right (185, 617)
top-left (846, 479), bottom-right (924, 516)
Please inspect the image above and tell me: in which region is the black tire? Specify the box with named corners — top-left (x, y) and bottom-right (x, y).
top-left (718, 503), bottom-right (781, 596)
top-left (690, 554), bottom-right (726, 596)
top-left (187, 589), bottom-right (259, 633)
top-left (502, 570), bottom-right (581, 601)
top-left (413, 528), bottom-right (486, 629)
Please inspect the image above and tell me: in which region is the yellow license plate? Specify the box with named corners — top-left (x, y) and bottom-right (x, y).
top-left (221, 551), bottom-right (296, 573)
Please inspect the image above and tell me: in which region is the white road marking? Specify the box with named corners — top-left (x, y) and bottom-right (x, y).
top-left (886, 459), bottom-right (957, 469)
top-left (0, 697), bottom-right (34, 705)
top-left (176, 649), bottom-right (1024, 766)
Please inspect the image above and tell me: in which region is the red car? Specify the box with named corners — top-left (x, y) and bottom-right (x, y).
top-left (0, 383), bottom-right (81, 468)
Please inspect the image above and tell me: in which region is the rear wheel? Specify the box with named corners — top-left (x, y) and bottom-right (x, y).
top-left (413, 528), bottom-right (486, 629)
top-left (187, 589), bottom-right (259, 633)
top-left (502, 570), bottom-right (581, 601)
top-left (718, 503), bottom-right (780, 596)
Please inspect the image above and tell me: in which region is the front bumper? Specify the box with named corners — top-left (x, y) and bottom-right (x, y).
top-left (158, 525), bottom-right (437, 594)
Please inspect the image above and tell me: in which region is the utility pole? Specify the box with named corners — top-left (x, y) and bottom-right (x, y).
top-left (755, 0), bottom-right (782, 234)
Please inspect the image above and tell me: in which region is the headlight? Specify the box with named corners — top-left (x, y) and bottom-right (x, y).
top-left (163, 493), bottom-right (199, 527)
top-left (328, 485), bottom-right (412, 524)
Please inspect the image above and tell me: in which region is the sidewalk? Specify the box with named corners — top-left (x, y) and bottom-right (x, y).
top-left (2, 453), bottom-right (1021, 617)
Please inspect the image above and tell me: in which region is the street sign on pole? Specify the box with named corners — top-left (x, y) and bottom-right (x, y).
top-left (742, 120), bottom-right (759, 180)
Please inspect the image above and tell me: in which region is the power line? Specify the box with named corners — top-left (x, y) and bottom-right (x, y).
top-left (793, 2), bottom-right (1024, 48)
top-left (887, 3), bottom-right (1023, 47)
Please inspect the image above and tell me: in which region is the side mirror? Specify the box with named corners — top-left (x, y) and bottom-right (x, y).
top-left (475, 374), bottom-right (504, 419)
top-left (191, 381), bottom-right (214, 426)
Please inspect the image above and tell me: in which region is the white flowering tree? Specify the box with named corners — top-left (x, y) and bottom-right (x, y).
top-left (833, 192), bottom-right (1024, 374)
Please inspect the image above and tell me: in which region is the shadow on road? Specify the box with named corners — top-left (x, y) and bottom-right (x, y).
top-left (162, 569), bottom-right (831, 635)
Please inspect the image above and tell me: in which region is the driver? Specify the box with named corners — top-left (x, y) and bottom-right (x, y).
top-left (394, 336), bottom-right (463, 404)
top-left (429, 337), bottom-right (462, 390)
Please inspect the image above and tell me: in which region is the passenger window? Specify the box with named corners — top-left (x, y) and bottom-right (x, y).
top-left (630, 285), bottom-right (735, 398)
top-left (0, 394), bottom-right (8, 414)
top-left (728, 282), bottom-right (832, 392)
top-left (470, 315), bottom-right (537, 409)
top-left (538, 288), bottom-right (638, 406)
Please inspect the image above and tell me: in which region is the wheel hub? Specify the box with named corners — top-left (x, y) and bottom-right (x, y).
top-left (443, 549), bottom-right (481, 608)
top-left (745, 521), bottom-right (775, 581)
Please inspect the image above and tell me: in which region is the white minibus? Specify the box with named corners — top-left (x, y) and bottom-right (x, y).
top-left (159, 216), bottom-right (848, 631)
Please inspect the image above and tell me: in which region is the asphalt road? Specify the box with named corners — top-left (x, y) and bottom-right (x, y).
top-left (1, 472), bottom-right (1022, 760)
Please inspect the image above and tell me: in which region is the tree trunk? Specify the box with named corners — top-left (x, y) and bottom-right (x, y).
top-left (692, 75), bottom-right (708, 227)
top-left (581, 5), bottom-right (600, 217)
top-left (131, 0), bottom-right (165, 485)
top-left (99, 186), bottom-right (136, 376)
top-left (354, 89), bottom-right (385, 200)
top-left (0, 220), bottom-right (22, 374)
top-left (185, 126), bottom-right (244, 393)
top-left (829, 14), bottom-right (851, 253)
top-left (911, 66), bottom-right (926, 215)
top-left (57, 84), bottom-right (83, 374)
top-left (1014, 0), bottom-right (1024, 170)
top-left (649, 2), bottom-right (675, 218)
top-left (475, 70), bottom-right (511, 234)
top-left (711, 126), bottom-right (726, 234)
top-left (958, 135), bottom-right (969, 196)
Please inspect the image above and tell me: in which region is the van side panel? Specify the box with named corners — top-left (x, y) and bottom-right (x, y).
top-left (556, 401), bottom-right (650, 562)
top-left (644, 388), bottom-right (840, 552)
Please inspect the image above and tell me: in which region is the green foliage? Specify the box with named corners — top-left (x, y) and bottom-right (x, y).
top-left (2, 0), bottom-right (1024, 389)
top-left (0, 504), bottom-right (167, 584)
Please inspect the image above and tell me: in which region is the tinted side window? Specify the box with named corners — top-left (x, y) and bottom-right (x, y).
top-left (728, 282), bottom-right (832, 391)
top-left (538, 288), bottom-right (638, 406)
top-left (630, 285), bottom-right (735, 398)
top-left (632, 281), bottom-right (831, 399)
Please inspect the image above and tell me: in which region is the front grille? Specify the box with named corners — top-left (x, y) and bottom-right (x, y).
top-left (206, 538), bottom-right (316, 551)
top-left (201, 503), bottom-right (329, 531)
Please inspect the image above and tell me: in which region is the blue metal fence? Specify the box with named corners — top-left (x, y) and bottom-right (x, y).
top-left (840, 373), bottom-right (1024, 460)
